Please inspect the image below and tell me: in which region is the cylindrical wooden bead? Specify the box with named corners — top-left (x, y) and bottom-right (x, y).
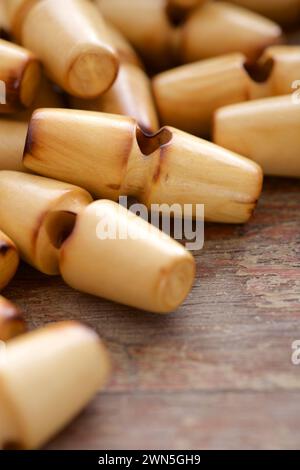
top-left (223, 0), bottom-right (300, 26)
top-left (0, 321), bottom-right (111, 450)
top-left (153, 53), bottom-right (252, 136)
top-left (214, 95), bottom-right (300, 178)
top-left (179, 2), bottom-right (282, 64)
top-left (0, 230), bottom-right (19, 291)
top-left (2, 0), bottom-right (38, 40)
top-left (71, 63), bottom-right (160, 134)
top-left (0, 171), bottom-right (93, 275)
top-left (96, 0), bottom-right (175, 70)
top-left (21, 0), bottom-right (119, 98)
top-left (60, 200), bottom-right (195, 313)
top-left (0, 296), bottom-right (26, 342)
top-left (0, 119), bottom-right (28, 171)
top-left (0, 39), bottom-right (41, 113)
top-left (23, 109), bottom-right (263, 223)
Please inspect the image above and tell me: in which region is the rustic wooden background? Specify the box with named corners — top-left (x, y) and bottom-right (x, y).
top-left (3, 176), bottom-right (300, 450)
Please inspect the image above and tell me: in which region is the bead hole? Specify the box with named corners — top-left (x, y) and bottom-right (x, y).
top-left (244, 57), bottom-right (275, 83)
top-left (46, 211), bottom-right (77, 250)
top-left (136, 127), bottom-right (173, 156)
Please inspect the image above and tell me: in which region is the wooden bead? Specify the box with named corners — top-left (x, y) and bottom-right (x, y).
top-left (21, 0), bottom-right (119, 98)
top-left (214, 95), bottom-right (300, 178)
top-left (179, 2), bottom-right (282, 64)
top-left (96, 0), bottom-right (175, 70)
top-left (0, 230), bottom-right (19, 291)
top-left (0, 39), bottom-right (41, 113)
top-left (60, 200), bottom-right (195, 313)
top-left (223, 0), bottom-right (300, 26)
top-left (0, 171), bottom-right (93, 275)
top-left (71, 63), bottom-right (159, 134)
top-left (0, 296), bottom-right (26, 342)
top-left (23, 108), bottom-right (263, 223)
top-left (0, 321), bottom-right (111, 450)
top-left (153, 53), bottom-right (252, 136)
top-left (0, 119), bottom-right (28, 171)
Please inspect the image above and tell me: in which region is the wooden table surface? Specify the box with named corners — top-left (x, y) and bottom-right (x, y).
top-left (3, 176), bottom-right (300, 450)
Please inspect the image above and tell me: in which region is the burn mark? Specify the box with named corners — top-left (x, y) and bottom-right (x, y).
top-left (107, 183), bottom-right (121, 191)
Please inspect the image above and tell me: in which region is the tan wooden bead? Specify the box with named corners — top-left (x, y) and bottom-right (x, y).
top-left (59, 200), bottom-right (195, 313)
top-left (0, 230), bottom-right (19, 291)
top-left (0, 296), bottom-right (26, 342)
top-left (0, 119), bottom-right (28, 171)
top-left (214, 95), bottom-right (300, 178)
top-left (20, 0), bottom-right (119, 98)
top-left (24, 108), bottom-right (263, 224)
top-left (0, 321), bottom-right (111, 450)
top-left (0, 39), bottom-right (41, 113)
top-left (0, 171), bottom-right (93, 275)
top-left (179, 2), bottom-right (282, 64)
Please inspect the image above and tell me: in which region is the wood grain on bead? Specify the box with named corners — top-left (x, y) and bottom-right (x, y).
top-left (59, 200), bottom-right (195, 313)
top-left (214, 95), bottom-right (300, 178)
top-left (23, 108), bottom-right (263, 223)
top-left (0, 321), bottom-right (111, 450)
top-left (0, 230), bottom-right (19, 291)
top-left (0, 171), bottom-right (93, 275)
top-left (0, 296), bottom-right (26, 342)
top-left (0, 39), bottom-right (41, 113)
top-left (20, 0), bottom-right (119, 98)
top-left (179, 2), bottom-right (283, 64)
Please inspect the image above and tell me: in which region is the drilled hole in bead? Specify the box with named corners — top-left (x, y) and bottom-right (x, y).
top-left (244, 57), bottom-right (275, 83)
top-left (46, 211), bottom-right (77, 250)
top-left (136, 127), bottom-right (173, 156)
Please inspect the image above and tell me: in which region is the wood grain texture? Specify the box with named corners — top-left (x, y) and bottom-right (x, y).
top-left (2, 176), bottom-right (300, 450)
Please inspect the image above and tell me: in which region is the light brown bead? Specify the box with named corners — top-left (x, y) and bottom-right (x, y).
top-left (0, 321), bottom-right (111, 449)
top-left (0, 171), bottom-right (93, 275)
top-left (0, 39), bottom-right (41, 113)
top-left (214, 95), bottom-right (300, 178)
top-left (179, 2), bottom-right (282, 64)
top-left (0, 230), bottom-right (19, 291)
top-left (23, 108), bottom-right (263, 224)
top-left (0, 296), bottom-right (26, 342)
top-left (223, 0), bottom-right (300, 26)
top-left (60, 200), bottom-right (195, 313)
top-left (21, 0), bottom-right (119, 98)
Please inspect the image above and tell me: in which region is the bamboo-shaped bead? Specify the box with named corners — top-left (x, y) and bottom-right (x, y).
top-left (179, 2), bottom-right (282, 64)
top-left (60, 200), bottom-right (195, 313)
top-left (214, 95), bottom-right (300, 178)
top-left (0, 230), bottom-right (19, 291)
top-left (0, 296), bottom-right (26, 342)
top-left (0, 39), bottom-right (41, 113)
top-left (0, 171), bottom-right (93, 275)
top-left (20, 0), bottom-right (119, 98)
top-left (96, 0), bottom-right (175, 70)
top-left (224, 0), bottom-right (300, 25)
top-left (0, 119), bottom-right (28, 171)
top-left (0, 321), bottom-right (110, 450)
top-left (24, 109), bottom-right (263, 224)
top-left (71, 26), bottom-right (159, 133)
top-left (153, 53), bottom-right (253, 136)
